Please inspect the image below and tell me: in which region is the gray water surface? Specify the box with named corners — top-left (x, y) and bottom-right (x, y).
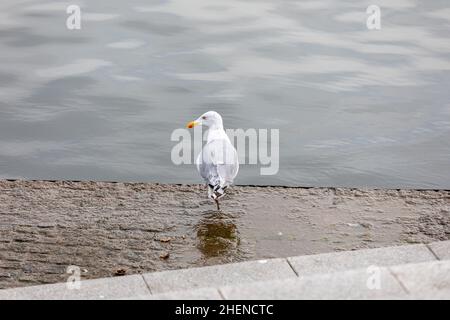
top-left (0, 0), bottom-right (449, 188)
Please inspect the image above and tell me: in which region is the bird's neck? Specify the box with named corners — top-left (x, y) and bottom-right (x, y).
top-left (209, 119), bottom-right (224, 131)
top-left (206, 125), bottom-right (226, 143)
top-left (209, 123), bottom-right (223, 131)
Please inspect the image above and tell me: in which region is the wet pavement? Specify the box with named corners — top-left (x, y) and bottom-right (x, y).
top-left (0, 180), bottom-right (449, 288)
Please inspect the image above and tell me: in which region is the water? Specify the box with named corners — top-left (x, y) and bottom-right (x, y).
top-left (0, 0), bottom-right (449, 188)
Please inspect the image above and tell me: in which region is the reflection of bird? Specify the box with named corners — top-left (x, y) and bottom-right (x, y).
top-left (196, 211), bottom-right (239, 259)
top-left (187, 111), bottom-right (239, 210)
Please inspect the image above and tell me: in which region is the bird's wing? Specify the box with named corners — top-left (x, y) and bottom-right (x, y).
top-left (196, 138), bottom-right (239, 187)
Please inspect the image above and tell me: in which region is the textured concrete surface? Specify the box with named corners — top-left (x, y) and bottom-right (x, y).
top-left (1, 180), bottom-right (449, 289)
top-left (287, 244), bottom-right (436, 277)
top-left (390, 260), bottom-right (450, 294)
top-left (220, 267), bottom-right (407, 300)
top-left (1, 242), bottom-right (449, 300)
top-left (143, 258), bottom-right (296, 294)
top-left (134, 288), bottom-right (223, 300)
top-left (407, 289), bottom-right (450, 300)
top-left (428, 240), bottom-right (450, 260)
top-left (0, 274), bottom-right (149, 300)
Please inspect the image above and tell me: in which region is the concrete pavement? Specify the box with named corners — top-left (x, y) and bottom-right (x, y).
top-left (0, 241), bottom-right (449, 300)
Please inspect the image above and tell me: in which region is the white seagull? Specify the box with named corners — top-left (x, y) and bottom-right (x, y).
top-left (187, 111), bottom-right (239, 210)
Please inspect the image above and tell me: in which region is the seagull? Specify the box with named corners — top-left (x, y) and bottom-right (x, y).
top-left (187, 111), bottom-right (239, 210)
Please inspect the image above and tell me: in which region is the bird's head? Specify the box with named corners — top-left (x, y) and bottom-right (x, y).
top-left (187, 111), bottom-right (223, 129)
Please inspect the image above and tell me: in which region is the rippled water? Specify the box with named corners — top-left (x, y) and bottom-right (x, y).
top-left (0, 0), bottom-right (449, 188)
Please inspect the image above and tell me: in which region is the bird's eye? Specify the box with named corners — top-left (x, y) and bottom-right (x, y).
top-left (202, 116), bottom-right (207, 119)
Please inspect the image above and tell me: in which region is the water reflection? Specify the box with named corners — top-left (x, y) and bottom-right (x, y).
top-left (0, 0), bottom-right (449, 188)
top-left (195, 211), bottom-right (240, 259)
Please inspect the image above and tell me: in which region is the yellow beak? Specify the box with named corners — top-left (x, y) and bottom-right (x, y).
top-left (186, 121), bottom-right (199, 129)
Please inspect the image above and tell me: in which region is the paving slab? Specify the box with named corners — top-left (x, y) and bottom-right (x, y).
top-left (143, 258), bottom-right (297, 294)
top-left (427, 240), bottom-right (450, 260)
top-left (0, 274), bottom-right (150, 300)
top-left (288, 244), bottom-right (436, 277)
top-left (220, 267), bottom-right (407, 300)
top-left (406, 289), bottom-right (450, 300)
top-left (389, 260), bottom-right (450, 295)
top-left (129, 288), bottom-right (223, 300)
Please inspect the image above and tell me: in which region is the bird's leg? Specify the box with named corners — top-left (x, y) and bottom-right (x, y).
top-left (214, 198), bottom-right (220, 211)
